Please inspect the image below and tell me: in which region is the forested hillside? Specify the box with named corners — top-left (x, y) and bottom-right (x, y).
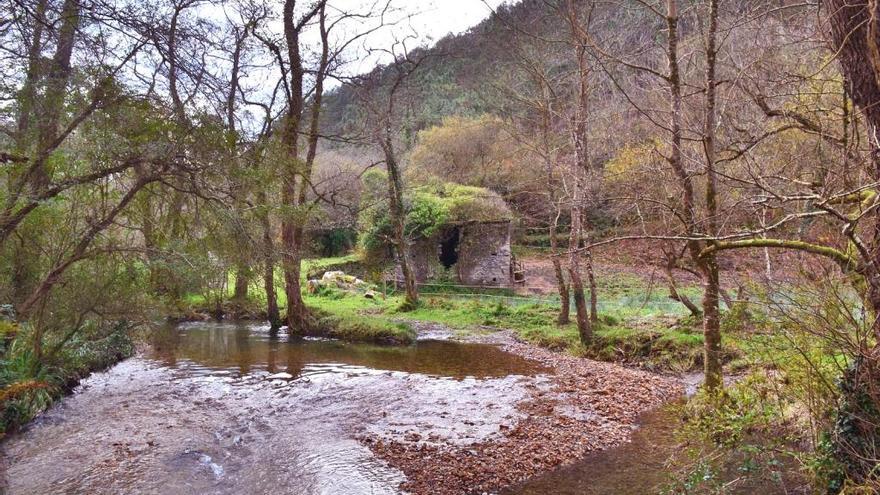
top-left (3, 0), bottom-right (880, 493)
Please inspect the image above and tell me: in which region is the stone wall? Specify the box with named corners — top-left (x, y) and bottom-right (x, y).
top-left (394, 221), bottom-right (513, 288)
top-left (457, 222), bottom-right (512, 287)
top-left (408, 236), bottom-right (440, 282)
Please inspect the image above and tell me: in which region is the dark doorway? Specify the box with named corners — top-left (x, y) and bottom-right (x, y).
top-left (439, 227), bottom-right (461, 269)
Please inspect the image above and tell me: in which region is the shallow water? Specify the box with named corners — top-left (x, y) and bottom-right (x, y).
top-left (506, 403), bottom-right (793, 495)
top-left (0, 321), bottom-right (548, 495)
top-left (505, 405), bottom-right (681, 494)
top-left (148, 321), bottom-right (543, 380)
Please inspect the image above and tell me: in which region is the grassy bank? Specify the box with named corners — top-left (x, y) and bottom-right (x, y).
top-left (176, 255), bottom-right (740, 370)
top-left (303, 280), bottom-right (726, 372)
top-left (0, 320), bottom-right (134, 438)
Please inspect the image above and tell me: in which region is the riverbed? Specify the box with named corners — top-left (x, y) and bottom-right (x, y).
top-left (0, 321), bottom-right (680, 494)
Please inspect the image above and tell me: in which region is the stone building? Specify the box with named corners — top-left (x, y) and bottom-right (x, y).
top-left (403, 219), bottom-right (515, 288)
top-left (360, 181), bottom-right (519, 289)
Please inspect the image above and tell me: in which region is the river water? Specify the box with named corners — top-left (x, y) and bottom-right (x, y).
top-left (1, 321), bottom-right (778, 495)
top-left (0, 322), bottom-right (550, 494)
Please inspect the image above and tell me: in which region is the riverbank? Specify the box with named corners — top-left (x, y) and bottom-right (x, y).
top-left (0, 319), bottom-right (134, 440)
top-left (360, 323), bottom-right (683, 494)
top-left (174, 254), bottom-right (730, 371)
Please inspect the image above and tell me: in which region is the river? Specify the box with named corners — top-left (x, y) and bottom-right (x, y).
top-left (1, 321), bottom-right (551, 494)
top-left (0, 320), bottom-right (723, 494)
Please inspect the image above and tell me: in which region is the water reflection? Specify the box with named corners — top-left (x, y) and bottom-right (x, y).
top-left (148, 321), bottom-right (545, 379)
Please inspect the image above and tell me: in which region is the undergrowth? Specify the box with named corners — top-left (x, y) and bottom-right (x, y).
top-left (0, 321), bottom-right (133, 438)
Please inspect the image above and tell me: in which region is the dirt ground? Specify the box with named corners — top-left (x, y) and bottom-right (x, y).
top-left (517, 239), bottom-right (826, 295)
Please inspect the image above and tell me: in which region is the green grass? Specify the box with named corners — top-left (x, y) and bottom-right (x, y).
top-left (305, 291), bottom-right (416, 344)
top-left (176, 255), bottom-right (720, 370)
top-left (303, 281), bottom-right (713, 370)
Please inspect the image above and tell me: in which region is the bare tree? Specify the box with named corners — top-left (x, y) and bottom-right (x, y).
top-left (562, 0), bottom-right (598, 344)
top-left (496, 39), bottom-right (572, 324)
top-left (265, 0), bottom-right (392, 331)
top-left (348, 38), bottom-right (432, 310)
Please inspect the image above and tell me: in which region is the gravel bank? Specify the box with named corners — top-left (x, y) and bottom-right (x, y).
top-left (363, 324), bottom-right (683, 494)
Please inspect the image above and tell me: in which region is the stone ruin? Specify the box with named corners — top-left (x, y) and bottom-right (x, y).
top-left (395, 220), bottom-right (516, 288)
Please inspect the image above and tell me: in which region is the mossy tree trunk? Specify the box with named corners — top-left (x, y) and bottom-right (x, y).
top-left (279, 0), bottom-right (329, 333)
top-left (384, 146), bottom-right (419, 310)
top-left (824, 1), bottom-right (880, 482)
top-left (700, 0), bottom-right (723, 393)
top-left (565, 0), bottom-right (593, 345)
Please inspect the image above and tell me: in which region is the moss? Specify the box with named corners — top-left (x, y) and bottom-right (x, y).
top-left (358, 177), bottom-right (513, 255)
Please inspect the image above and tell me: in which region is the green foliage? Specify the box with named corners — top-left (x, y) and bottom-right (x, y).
top-left (407, 114), bottom-right (524, 192)
top-left (311, 228), bottom-right (357, 257)
top-left (358, 177), bottom-right (513, 258)
top-left (665, 374), bottom-right (812, 494)
top-left (408, 191), bottom-right (451, 238)
top-left (0, 321), bottom-right (133, 438)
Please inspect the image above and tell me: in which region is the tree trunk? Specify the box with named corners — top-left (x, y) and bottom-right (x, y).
top-left (264, 261), bottom-right (280, 329)
top-left (9, 0), bottom-right (76, 303)
top-left (586, 249), bottom-right (598, 323)
top-left (15, 0), bottom-right (48, 147)
top-left (383, 143), bottom-right (419, 310)
top-left (823, 2), bottom-right (880, 483)
top-left (280, 0), bottom-right (308, 333)
top-left (279, 1), bottom-right (328, 333)
top-left (233, 268), bottom-right (249, 302)
top-left (550, 222), bottom-right (570, 325)
top-left (568, 182), bottom-right (591, 344)
top-left (282, 224), bottom-right (308, 332)
top-left (257, 190), bottom-right (281, 329)
top-left (31, 0), bottom-right (78, 193)
top-left (700, 256), bottom-right (723, 391)
top-left (701, 0), bottom-right (723, 393)
top-left (228, 30), bottom-right (249, 306)
top-left (565, 3), bottom-right (593, 345)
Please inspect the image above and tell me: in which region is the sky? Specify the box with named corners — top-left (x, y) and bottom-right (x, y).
top-left (338, 0), bottom-right (509, 74)
top-left (402, 0), bottom-right (508, 39)
top-left (200, 0), bottom-right (512, 124)
top-left (205, 0), bottom-right (510, 75)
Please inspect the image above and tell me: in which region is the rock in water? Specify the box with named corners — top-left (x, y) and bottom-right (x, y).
top-left (268, 372), bottom-right (293, 380)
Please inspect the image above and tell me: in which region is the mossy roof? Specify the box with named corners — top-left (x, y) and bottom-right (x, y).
top-left (412, 182), bottom-right (513, 225)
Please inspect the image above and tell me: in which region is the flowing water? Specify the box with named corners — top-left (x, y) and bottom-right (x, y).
top-left (0, 322), bottom-right (549, 495)
top-left (2, 321), bottom-right (777, 495)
